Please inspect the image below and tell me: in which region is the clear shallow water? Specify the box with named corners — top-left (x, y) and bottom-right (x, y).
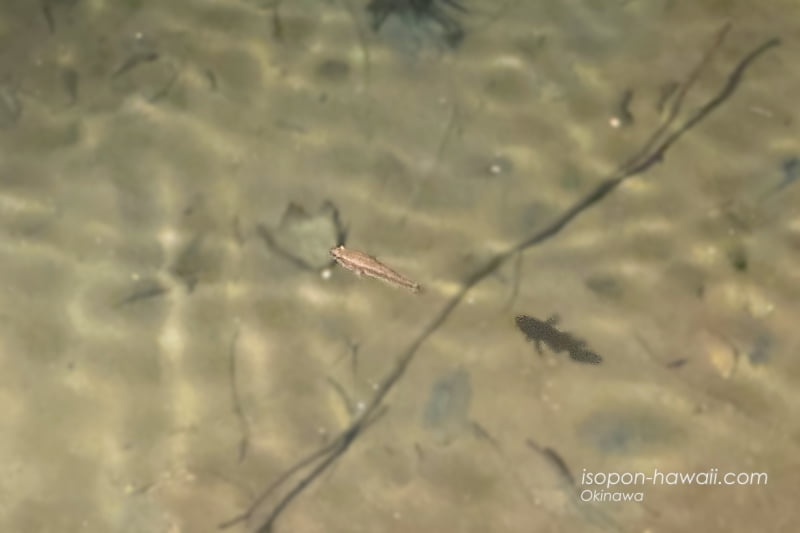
top-left (1, 1), bottom-right (798, 532)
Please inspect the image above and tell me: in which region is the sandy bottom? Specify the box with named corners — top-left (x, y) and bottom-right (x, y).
top-left (1, 0), bottom-right (799, 532)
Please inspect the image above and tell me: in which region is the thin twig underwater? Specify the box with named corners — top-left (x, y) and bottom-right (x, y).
top-left (220, 26), bottom-right (780, 533)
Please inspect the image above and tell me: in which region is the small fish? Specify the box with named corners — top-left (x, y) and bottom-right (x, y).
top-left (330, 245), bottom-right (422, 293)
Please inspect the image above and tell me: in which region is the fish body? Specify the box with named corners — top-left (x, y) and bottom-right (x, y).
top-left (330, 245), bottom-right (421, 293)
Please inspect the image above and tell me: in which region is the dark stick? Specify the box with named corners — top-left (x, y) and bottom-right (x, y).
top-left (228, 329), bottom-right (251, 463)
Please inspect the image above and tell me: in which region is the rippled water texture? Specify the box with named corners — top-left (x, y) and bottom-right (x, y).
top-left (1, 0), bottom-right (798, 531)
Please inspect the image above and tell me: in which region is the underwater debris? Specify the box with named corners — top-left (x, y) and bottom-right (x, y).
top-left (526, 439), bottom-right (576, 488)
top-left (609, 88), bottom-right (635, 128)
top-left (258, 201), bottom-right (346, 271)
top-left (40, 0), bottom-right (79, 33)
top-left (367, 0), bottom-right (468, 47)
top-left (423, 367), bottom-right (472, 444)
top-left (62, 67), bottom-right (79, 106)
top-left (227, 330), bottom-right (250, 463)
top-left (170, 235), bottom-right (205, 292)
top-left (726, 245), bottom-right (748, 272)
top-left (765, 156), bottom-right (800, 197)
top-left (0, 84), bottom-right (22, 128)
top-left (111, 50), bottom-right (160, 79)
top-left (515, 314), bottom-right (602, 364)
top-left (115, 280), bottom-right (169, 308)
top-left (747, 333), bottom-right (771, 365)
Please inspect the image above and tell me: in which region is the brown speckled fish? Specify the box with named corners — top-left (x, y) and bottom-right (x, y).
top-left (330, 245), bottom-right (422, 293)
